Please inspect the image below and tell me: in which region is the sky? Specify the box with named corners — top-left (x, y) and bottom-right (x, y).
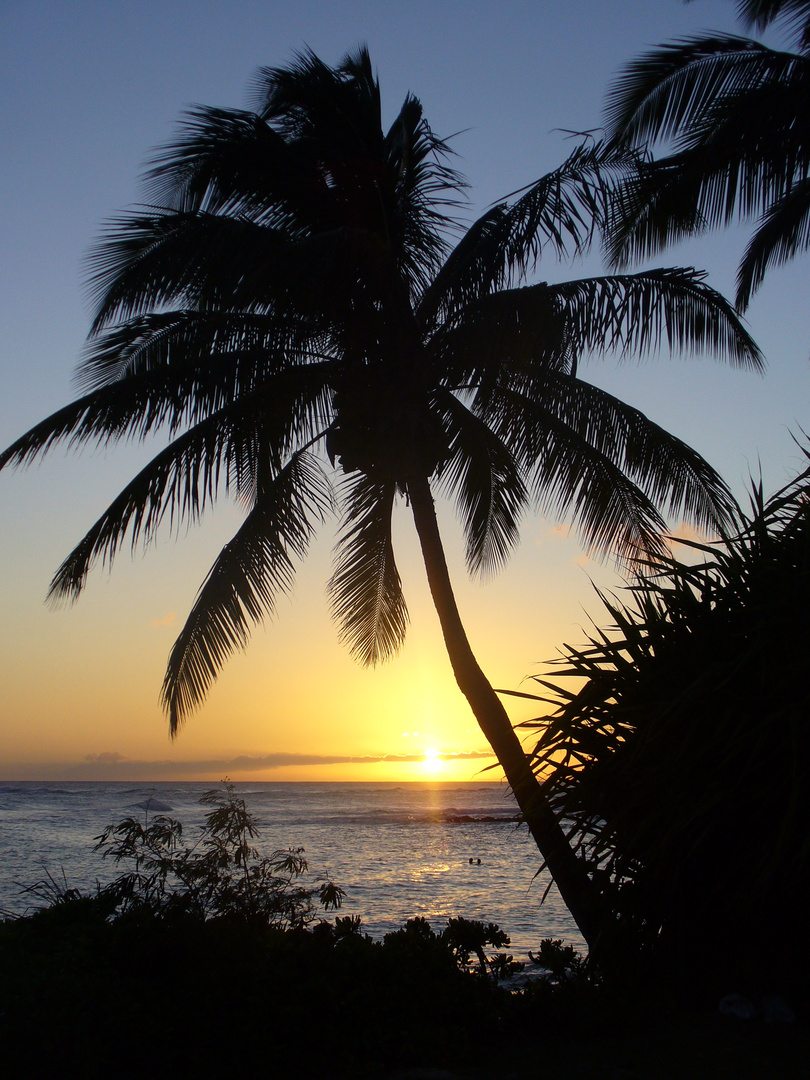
top-left (1, 0), bottom-right (808, 782)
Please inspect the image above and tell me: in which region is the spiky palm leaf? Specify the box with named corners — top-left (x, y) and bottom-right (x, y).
top-left (433, 390), bottom-right (527, 576)
top-left (513, 449), bottom-right (810, 977)
top-left (735, 173), bottom-right (810, 305)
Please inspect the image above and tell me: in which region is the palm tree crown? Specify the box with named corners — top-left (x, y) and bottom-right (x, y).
top-left (0, 47), bottom-right (762, 950)
top-left (604, 0), bottom-right (810, 309)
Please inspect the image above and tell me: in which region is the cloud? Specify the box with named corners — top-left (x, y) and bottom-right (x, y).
top-left (150, 612), bottom-right (176, 626)
top-left (380, 750), bottom-right (494, 763)
top-left (534, 523), bottom-right (572, 547)
top-left (69, 748), bottom-right (495, 779)
top-left (666, 521), bottom-right (711, 548)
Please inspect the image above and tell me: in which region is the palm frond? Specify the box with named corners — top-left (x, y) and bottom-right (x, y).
top-left (79, 307), bottom-right (336, 448)
top-left (328, 474), bottom-right (408, 666)
top-left (607, 109), bottom-right (810, 268)
top-left (251, 46), bottom-right (383, 152)
top-left (248, 46), bottom-right (462, 301)
top-left (435, 266), bottom-right (761, 397)
top-left (433, 390), bottom-right (527, 575)
top-left (604, 27), bottom-right (810, 280)
top-left (542, 268), bottom-right (763, 369)
top-left (431, 283), bottom-right (570, 391)
top-left (491, 373), bottom-right (736, 541)
top-left (163, 451), bottom-right (333, 732)
top-left (603, 152), bottom-right (710, 268)
top-left (736, 175), bottom-right (810, 306)
top-left (0, 375), bottom-right (185, 469)
top-left (738, 0), bottom-right (810, 50)
top-left (483, 378), bottom-right (729, 561)
top-left (681, 72), bottom-right (810, 218)
top-left (498, 141), bottom-right (642, 270)
top-left (46, 409), bottom-right (239, 604)
top-left (144, 104), bottom-right (323, 228)
top-left (383, 92), bottom-right (463, 295)
top-left (42, 384), bottom-right (330, 604)
top-left (77, 309), bottom-right (323, 395)
top-left (0, 346), bottom-right (333, 476)
top-left (604, 34), bottom-right (795, 148)
top-left (524, 408), bottom-right (670, 562)
top-left (86, 211), bottom-right (299, 332)
top-left (418, 141), bottom-right (638, 327)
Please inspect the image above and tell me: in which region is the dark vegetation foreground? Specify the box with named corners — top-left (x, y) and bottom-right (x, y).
top-left (515, 455), bottom-right (810, 1003)
top-left (1, 900), bottom-right (807, 1079)
top-left (1, 785), bottom-right (807, 1079)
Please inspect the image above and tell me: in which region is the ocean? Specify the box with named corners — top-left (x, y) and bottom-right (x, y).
top-left (0, 780), bottom-right (583, 962)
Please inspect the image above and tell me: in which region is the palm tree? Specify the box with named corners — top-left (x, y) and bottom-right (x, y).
top-left (603, 0), bottom-right (810, 309)
top-left (0, 48), bottom-right (762, 950)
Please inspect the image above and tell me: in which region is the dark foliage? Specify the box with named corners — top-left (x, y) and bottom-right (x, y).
top-left (516, 450), bottom-right (810, 993)
top-left (88, 782), bottom-right (344, 924)
top-left (605, 0), bottom-right (810, 309)
top-left (0, 908), bottom-right (495, 1076)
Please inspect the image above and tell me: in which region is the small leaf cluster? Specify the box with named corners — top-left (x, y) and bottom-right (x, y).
top-left (88, 782), bottom-right (344, 926)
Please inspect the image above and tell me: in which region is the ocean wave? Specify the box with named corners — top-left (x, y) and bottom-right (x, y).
top-left (284, 810), bottom-right (519, 828)
top-left (441, 813), bottom-right (518, 824)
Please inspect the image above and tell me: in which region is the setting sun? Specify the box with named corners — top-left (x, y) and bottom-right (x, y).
top-left (422, 747), bottom-right (443, 774)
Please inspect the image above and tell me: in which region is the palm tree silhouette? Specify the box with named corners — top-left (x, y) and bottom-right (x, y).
top-left (0, 48), bottom-right (762, 948)
top-left (604, 0), bottom-right (810, 309)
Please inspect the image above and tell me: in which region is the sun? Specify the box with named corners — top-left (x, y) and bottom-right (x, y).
top-left (422, 747), bottom-right (443, 775)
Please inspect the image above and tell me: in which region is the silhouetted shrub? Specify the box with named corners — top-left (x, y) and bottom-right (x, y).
top-left (522, 453), bottom-right (810, 994)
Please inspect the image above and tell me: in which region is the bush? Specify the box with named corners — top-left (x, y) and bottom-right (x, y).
top-left (83, 781), bottom-right (343, 925)
top-left (521, 454), bottom-right (810, 994)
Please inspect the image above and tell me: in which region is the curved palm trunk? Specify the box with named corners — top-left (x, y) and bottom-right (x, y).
top-left (407, 473), bottom-right (606, 950)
